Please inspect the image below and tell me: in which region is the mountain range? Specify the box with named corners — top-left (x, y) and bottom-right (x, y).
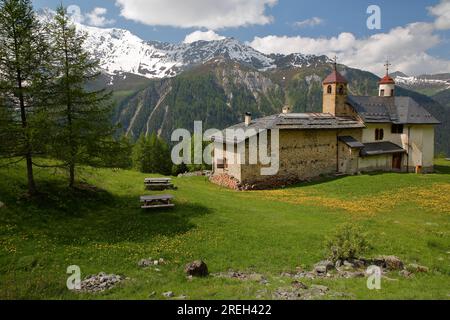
top-left (72, 19), bottom-right (450, 156)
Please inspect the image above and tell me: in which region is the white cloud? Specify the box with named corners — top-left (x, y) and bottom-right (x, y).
top-left (67, 5), bottom-right (115, 27)
top-left (86, 7), bottom-right (115, 27)
top-left (293, 17), bottom-right (324, 28)
top-left (428, 0), bottom-right (450, 30)
top-left (183, 30), bottom-right (226, 44)
top-left (115, 0), bottom-right (277, 30)
top-left (249, 22), bottom-right (450, 75)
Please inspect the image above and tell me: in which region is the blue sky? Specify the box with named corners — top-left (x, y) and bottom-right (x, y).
top-left (32, 0), bottom-right (450, 75)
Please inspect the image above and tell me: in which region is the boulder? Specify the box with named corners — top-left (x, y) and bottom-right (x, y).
top-left (163, 291), bottom-right (174, 298)
top-left (314, 260), bottom-right (334, 274)
top-left (374, 256), bottom-right (404, 271)
top-left (383, 256), bottom-right (404, 270)
top-left (184, 260), bottom-right (208, 277)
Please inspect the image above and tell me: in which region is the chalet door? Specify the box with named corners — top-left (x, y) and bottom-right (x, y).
top-left (392, 154), bottom-right (402, 170)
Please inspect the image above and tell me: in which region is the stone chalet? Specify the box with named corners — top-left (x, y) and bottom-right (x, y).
top-left (211, 63), bottom-right (440, 188)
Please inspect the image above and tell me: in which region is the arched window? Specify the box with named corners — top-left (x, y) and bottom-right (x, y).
top-left (327, 85), bottom-right (332, 94)
top-left (380, 89), bottom-right (385, 97)
top-left (338, 85), bottom-right (345, 95)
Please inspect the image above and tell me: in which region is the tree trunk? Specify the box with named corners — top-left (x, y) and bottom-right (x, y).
top-left (25, 153), bottom-right (37, 195)
top-left (13, 23), bottom-right (37, 196)
top-left (69, 163), bottom-right (75, 188)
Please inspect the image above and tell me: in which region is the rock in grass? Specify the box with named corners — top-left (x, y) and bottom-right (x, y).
top-left (184, 260), bottom-right (208, 277)
top-left (374, 256), bottom-right (404, 271)
top-left (384, 256), bottom-right (404, 270)
top-left (77, 272), bottom-right (124, 293)
top-left (399, 270), bottom-right (414, 278)
top-left (163, 291), bottom-right (174, 298)
top-left (310, 284), bottom-right (329, 293)
top-left (292, 281), bottom-right (308, 290)
top-left (406, 264), bottom-right (429, 273)
top-left (138, 259), bottom-right (154, 268)
top-left (314, 260), bottom-right (334, 274)
top-left (0, 201), bottom-right (4, 209)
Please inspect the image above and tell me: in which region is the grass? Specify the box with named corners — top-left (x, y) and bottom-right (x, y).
top-left (0, 159), bottom-right (449, 300)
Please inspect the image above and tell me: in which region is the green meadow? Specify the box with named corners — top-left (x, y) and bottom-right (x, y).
top-left (0, 159), bottom-right (449, 300)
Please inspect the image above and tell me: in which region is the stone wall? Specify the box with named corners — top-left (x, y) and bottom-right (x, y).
top-left (238, 128), bottom-right (363, 186)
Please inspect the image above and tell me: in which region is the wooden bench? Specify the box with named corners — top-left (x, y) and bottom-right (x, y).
top-left (144, 178), bottom-right (176, 191)
top-left (140, 195), bottom-right (175, 209)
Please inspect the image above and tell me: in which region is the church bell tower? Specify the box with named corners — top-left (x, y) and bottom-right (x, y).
top-left (322, 57), bottom-right (349, 116)
top-left (379, 60), bottom-right (396, 97)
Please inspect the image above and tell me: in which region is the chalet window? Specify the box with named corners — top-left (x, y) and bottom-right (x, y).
top-left (327, 85), bottom-right (332, 94)
top-left (375, 128), bottom-right (384, 141)
top-left (391, 124), bottom-right (404, 134)
top-left (380, 89), bottom-right (385, 97)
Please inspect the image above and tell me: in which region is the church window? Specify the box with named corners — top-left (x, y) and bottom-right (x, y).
top-left (327, 85), bottom-right (332, 94)
top-left (375, 129), bottom-right (384, 141)
top-left (392, 124), bottom-right (404, 134)
top-left (338, 85), bottom-right (345, 95)
top-left (380, 89), bottom-right (385, 97)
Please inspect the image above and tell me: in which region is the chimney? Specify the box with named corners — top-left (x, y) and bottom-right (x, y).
top-left (282, 105), bottom-right (292, 114)
top-left (245, 112), bottom-right (252, 126)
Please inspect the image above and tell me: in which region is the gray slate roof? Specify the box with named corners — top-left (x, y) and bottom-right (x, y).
top-left (212, 113), bottom-right (365, 143)
top-left (360, 142), bottom-right (406, 157)
top-left (338, 136), bottom-right (365, 149)
top-left (347, 96), bottom-right (440, 125)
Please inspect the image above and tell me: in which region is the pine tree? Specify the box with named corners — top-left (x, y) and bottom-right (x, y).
top-left (132, 134), bottom-right (146, 172)
top-left (0, 0), bottom-right (50, 195)
top-left (131, 133), bottom-right (172, 175)
top-left (46, 6), bottom-right (115, 187)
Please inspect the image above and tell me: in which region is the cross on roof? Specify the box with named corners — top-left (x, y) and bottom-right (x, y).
top-left (333, 55), bottom-right (338, 70)
top-left (384, 59), bottom-right (392, 75)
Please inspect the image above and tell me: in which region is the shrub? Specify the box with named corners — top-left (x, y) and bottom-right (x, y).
top-left (326, 223), bottom-right (369, 262)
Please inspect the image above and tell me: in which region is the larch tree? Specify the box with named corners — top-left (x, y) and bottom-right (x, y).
top-left (0, 0), bottom-right (50, 195)
top-left (46, 6), bottom-right (116, 188)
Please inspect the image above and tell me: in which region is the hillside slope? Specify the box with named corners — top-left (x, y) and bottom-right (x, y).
top-left (1, 159), bottom-right (449, 299)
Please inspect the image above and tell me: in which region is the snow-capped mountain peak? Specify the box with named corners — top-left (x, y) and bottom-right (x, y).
top-left (37, 11), bottom-right (319, 80)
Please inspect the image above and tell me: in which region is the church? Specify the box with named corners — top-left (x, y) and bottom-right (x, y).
top-left (211, 62), bottom-right (440, 189)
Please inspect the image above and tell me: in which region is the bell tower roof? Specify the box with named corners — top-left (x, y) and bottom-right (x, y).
top-left (379, 59), bottom-right (395, 85)
top-left (323, 56), bottom-right (348, 84)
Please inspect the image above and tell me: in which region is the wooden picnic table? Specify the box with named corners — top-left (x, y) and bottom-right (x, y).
top-left (140, 194), bottom-right (175, 209)
top-left (144, 178), bottom-right (176, 190)
top-left (145, 178), bottom-right (172, 182)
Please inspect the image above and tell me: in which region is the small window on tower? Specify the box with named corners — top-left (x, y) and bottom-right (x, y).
top-left (327, 85), bottom-right (332, 94)
top-left (380, 89), bottom-right (385, 97)
top-left (391, 89), bottom-right (394, 96)
top-left (338, 85), bottom-right (345, 95)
